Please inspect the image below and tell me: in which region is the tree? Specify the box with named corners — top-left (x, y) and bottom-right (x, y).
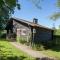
top-left (31, 0), bottom-right (60, 19)
top-left (49, 0), bottom-right (60, 29)
top-left (50, 0), bottom-right (60, 20)
top-left (0, 0), bottom-right (20, 30)
top-left (30, 0), bottom-right (43, 9)
top-left (56, 0), bottom-right (60, 8)
top-left (58, 25), bottom-right (60, 29)
top-left (50, 12), bottom-right (60, 29)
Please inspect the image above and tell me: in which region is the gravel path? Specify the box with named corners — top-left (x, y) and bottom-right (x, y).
top-left (10, 42), bottom-right (56, 60)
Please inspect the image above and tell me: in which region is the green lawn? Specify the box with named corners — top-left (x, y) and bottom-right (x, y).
top-left (41, 49), bottom-right (60, 60)
top-left (0, 39), bottom-right (35, 60)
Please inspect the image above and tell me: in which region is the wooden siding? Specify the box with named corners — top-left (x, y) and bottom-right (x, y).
top-left (32, 27), bottom-right (53, 43)
top-left (13, 20), bottom-right (32, 41)
top-left (6, 18), bottom-right (53, 43)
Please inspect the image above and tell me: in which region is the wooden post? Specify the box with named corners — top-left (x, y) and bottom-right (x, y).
top-left (32, 28), bottom-right (36, 46)
top-left (16, 29), bottom-right (20, 42)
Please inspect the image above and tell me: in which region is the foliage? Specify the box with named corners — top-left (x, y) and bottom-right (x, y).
top-left (0, 39), bottom-right (35, 60)
top-left (0, 30), bottom-right (6, 38)
top-left (56, 0), bottom-right (60, 8)
top-left (32, 43), bottom-right (44, 51)
top-left (0, 33), bottom-right (6, 38)
top-left (53, 29), bottom-right (60, 45)
top-left (50, 12), bottom-right (60, 20)
top-left (30, 0), bottom-right (43, 9)
top-left (17, 36), bottom-right (28, 44)
top-left (17, 36), bottom-right (31, 46)
top-left (54, 29), bottom-right (60, 35)
top-left (19, 37), bottom-right (27, 44)
top-left (0, 0), bottom-right (20, 30)
top-left (50, 0), bottom-right (60, 20)
top-left (40, 46), bottom-right (60, 60)
top-left (43, 41), bottom-right (53, 48)
top-left (31, 0), bottom-right (60, 25)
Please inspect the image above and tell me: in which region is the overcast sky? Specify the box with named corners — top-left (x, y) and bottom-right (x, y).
top-left (12, 0), bottom-right (60, 28)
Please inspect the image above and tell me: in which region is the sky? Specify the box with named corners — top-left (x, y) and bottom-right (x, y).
top-left (12, 0), bottom-right (60, 28)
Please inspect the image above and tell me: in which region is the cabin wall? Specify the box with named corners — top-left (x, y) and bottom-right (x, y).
top-left (13, 20), bottom-right (32, 42)
top-left (6, 19), bottom-right (53, 44)
top-left (33, 27), bottom-right (53, 43)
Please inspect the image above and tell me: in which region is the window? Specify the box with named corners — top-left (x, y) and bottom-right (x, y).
top-left (21, 29), bottom-right (27, 35)
top-left (17, 29), bottom-right (27, 36)
top-left (33, 28), bottom-right (36, 33)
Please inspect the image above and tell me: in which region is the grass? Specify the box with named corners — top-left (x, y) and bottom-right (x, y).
top-left (0, 39), bottom-right (35, 60)
top-left (41, 49), bottom-right (60, 60)
top-left (55, 29), bottom-right (60, 35)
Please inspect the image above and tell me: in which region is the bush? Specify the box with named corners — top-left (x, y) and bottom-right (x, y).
top-left (13, 33), bottom-right (16, 38)
top-left (32, 43), bottom-right (44, 51)
top-left (19, 39), bottom-right (27, 44)
top-left (40, 40), bottom-right (54, 49)
top-left (0, 33), bottom-right (6, 38)
top-left (17, 37), bottom-right (27, 44)
top-left (17, 36), bottom-right (31, 46)
top-left (53, 35), bottom-right (60, 46)
top-left (0, 30), bottom-right (6, 38)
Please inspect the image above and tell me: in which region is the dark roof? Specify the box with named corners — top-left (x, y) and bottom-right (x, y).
top-left (10, 17), bottom-right (53, 30)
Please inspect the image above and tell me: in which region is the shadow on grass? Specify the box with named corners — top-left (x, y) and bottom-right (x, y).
top-left (0, 38), bottom-right (9, 42)
top-left (50, 35), bottom-right (60, 52)
top-left (0, 56), bottom-right (26, 60)
top-left (51, 46), bottom-right (60, 52)
top-left (0, 38), bottom-right (16, 42)
top-left (36, 57), bottom-right (56, 60)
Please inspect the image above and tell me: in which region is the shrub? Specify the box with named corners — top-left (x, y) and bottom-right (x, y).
top-left (0, 33), bottom-right (6, 38)
top-left (0, 30), bottom-right (6, 38)
top-left (53, 35), bottom-right (60, 46)
top-left (13, 33), bottom-right (16, 38)
top-left (32, 43), bottom-right (44, 51)
top-left (17, 37), bottom-right (27, 44)
top-left (19, 38), bottom-right (27, 44)
top-left (40, 40), bottom-right (54, 49)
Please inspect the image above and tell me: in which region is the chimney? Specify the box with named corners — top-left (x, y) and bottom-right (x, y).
top-left (33, 18), bottom-right (38, 24)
